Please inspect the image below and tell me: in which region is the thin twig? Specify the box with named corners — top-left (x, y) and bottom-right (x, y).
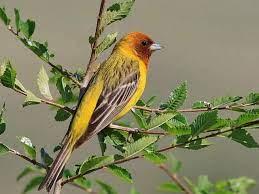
top-left (134, 102), bottom-right (256, 114)
top-left (159, 164), bottom-right (192, 194)
top-left (109, 124), bottom-right (169, 135)
top-left (5, 144), bottom-right (46, 169)
top-left (7, 26), bottom-right (81, 87)
top-left (82, 0), bottom-right (107, 89)
top-left (62, 119), bottom-right (259, 185)
top-left (13, 87), bottom-right (74, 114)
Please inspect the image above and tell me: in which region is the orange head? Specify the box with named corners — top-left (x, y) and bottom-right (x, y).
top-left (115, 32), bottom-right (162, 65)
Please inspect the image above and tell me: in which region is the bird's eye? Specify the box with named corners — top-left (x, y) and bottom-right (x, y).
top-left (141, 40), bottom-right (148, 46)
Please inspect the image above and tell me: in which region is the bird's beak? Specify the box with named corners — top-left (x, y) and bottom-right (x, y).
top-left (150, 43), bottom-right (162, 51)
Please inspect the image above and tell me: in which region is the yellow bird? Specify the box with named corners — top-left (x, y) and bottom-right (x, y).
top-left (39, 32), bottom-right (162, 191)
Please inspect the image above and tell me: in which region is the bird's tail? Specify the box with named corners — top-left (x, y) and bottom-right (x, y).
top-left (38, 139), bottom-right (73, 192)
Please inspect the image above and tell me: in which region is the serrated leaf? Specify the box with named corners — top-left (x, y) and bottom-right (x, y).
top-left (107, 164), bottom-right (133, 183)
top-left (123, 136), bottom-right (158, 158)
top-left (245, 93), bottom-right (259, 104)
top-left (20, 19), bottom-right (35, 39)
top-left (18, 137), bottom-right (36, 160)
top-left (22, 176), bottom-right (44, 194)
top-left (23, 91), bottom-right (41, 107)
top-left (40, 148), bottom-right (53, 166)
top-left (14, 8), bottom-right (20, 32)
top-left (95, 32), bottom-right (118, 56)
top-left (143, 152), bottom-right (167, 164)
top-left (157, 182), bottom-right (182, 192)
top-left (0, 7), bottom-right (10, 25)
top-left (147, 112), bottom-right (177, 130)
top-left (162, 81), bottom-right (187, 110)
top-left (191, 110), bottom-right (218, 136)
top-left (211, 96), bottom-right (242, 108)
top-left (162, 120), bottom-right (191, 136)
top-left (235, 111), bottom-right (259, 126)
top-left (0, 103), bottom-right (6, 135)
top-left (54, 108), bottom-right (71, 121)
top-left (79, 155), bottom-right (115, 174)
top-left (0, 60), bottom-right (16, 88)
top-left (228, 128), bottom-right (259, 148)
top-left (96, 180), bottom-right (118, 194)
top-left (196, 175), bottom-right (213, 192)
top-left (0, 143), bottom-right (10, 155)
top-left (37, 66), bottom-right (53, 100)
top-left (99, 0), bottom-right (135, 35)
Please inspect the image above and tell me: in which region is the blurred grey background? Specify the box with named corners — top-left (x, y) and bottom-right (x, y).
top-left (1, 0), bottom-right (259, 193)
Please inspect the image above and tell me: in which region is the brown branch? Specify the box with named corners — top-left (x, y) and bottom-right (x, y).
top-left (134, 102), bottom-right (256, 114)
top-left (82, 0), bottom-right (107, 89)
top-left (62, 119), bottom-right (259, 185)
top-left (159, 164), bottom-right (192, 194)
top-left (109, 124), bottom-right (169, 135)
top-left (13, 87), bottom-right (74, 114)
top-left (5, 143), bottom-right (46, 169)
top-left (7, 25), bottom-right (81, 87)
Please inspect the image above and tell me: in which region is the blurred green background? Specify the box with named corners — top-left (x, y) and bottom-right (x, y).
top-left (1, 0), bottom-right (259, 193)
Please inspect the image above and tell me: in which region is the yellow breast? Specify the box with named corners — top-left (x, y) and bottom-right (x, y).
top-left (114, 59), bottom-right (147, 120)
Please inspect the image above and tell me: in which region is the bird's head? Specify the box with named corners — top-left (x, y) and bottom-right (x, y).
top-left (115, 32), bottom-right (162, 65)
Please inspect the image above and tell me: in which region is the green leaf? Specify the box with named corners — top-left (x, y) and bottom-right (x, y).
top-left (17, 166), bottom-right (37, 181)
top-left (107, 164), bottom-right (133, 183)
top-left (143, 152), bottom-right (167, 164)
top-left (235, 111), bottom-right (259, 126)
top-left (147, 112), bottom-right (177, 130)
top-left (161, 81), bottom-right (187, 110)
top-left (20, 19), bottom-right (35, 39)
top-left (22, 176), bottom-right (44, 194)
top-left (162, 121), bottom-right (191, 136)
top-left (0, 7), bottom-right (10, 25)
top-left (95, 32), bottom-right (118, 56)
top-left (98, 132), bottom-right (107, 156)
top-left (211, 96), bottom-right (242, 108)
top-left (157, 182), bottom-right (182, 192)
top-left (99, 0), bottom-right (135, 34)
top-left (56, 77), bottom-right (73, 103)
top-left (23, 91), bottom-right (41, 107)
top-left (73, 177), bottom-right (92, 190)
top-left (169, 154), bottom-right (182, 172)
top-left (131, 109), bottom-right (148, 129)
top-left (55, 108), bottom-right (71, 121)
top-left (191, 110), bottom-right (218, 136)
top-left (37, 66), bottom-right (53, 100)
top-left (0, 103), bottom-right (6, 135)
top-left (0, 60), bottom-right (16, 88)
top-left (0, 143), bottom-right (10, 155)
top-left (79, 155), bottom-right (115, 174)
top-left (130, 188), bottom-right (140, 194)
top-left (18, 136), bottom-right (36, 160)
top-left (228, 128), bottom-right (259, 148)
top-left (14, 8), bottom-right (20, 32)
top-left (15, 79), bottom-right (26, 92)
top-left (123, 136), bottom-right (158, 158)
top-left (40, 148), bottom-right (53, 166)
top-left (245, 92), bottom-right (259, 104)
top-left (146, 96), bottom-right (157, 106)
top-left (184, 139), bottom-right (212, 150)
top-left (96, 180), bottom-right (118, 194)
top-left (192, 101), bottom-right (208, 109)
top-left (196, 175), bottom-right (213, 192)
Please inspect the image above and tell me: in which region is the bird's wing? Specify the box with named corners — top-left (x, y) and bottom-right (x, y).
top-left (75, 63), bottom-right (140, 146)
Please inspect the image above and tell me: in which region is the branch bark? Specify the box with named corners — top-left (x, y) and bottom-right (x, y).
top-left (159, 164), bottom-right (192, 194)
top-left (81, 0), bottom-right (107, 89)
top-left (62, 119), bottom-right (259, 185)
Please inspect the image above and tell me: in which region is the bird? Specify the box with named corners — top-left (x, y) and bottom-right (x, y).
top-left (38, 32), bottom-right (162, 192)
